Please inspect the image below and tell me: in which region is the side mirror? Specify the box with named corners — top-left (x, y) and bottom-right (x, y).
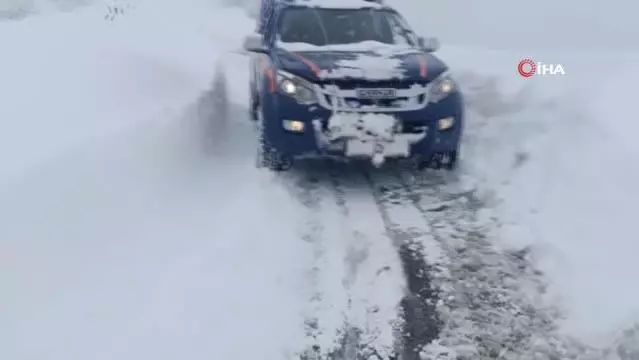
top-left (418, 36), bottom-right (440, 52)
top-left (243, 33), bottom-right (268, 54)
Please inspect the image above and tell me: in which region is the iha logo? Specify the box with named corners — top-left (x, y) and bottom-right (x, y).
top-left (518, 58), bottom-right (566, 77)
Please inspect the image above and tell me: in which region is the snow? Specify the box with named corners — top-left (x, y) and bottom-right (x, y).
top-left (393, 0), bottom-right (638, 53)
top-left (435, 40), bottom-right (639, 351)
top-left (320, 113), bottom-right (424, 166)
top-left (327, 113), bottom-right (398, 141)
top-left (277, 41), bottom-right (416, 80)
top-left (0, 2), bottom-right (217, 184)
top-left (488, 55), bottom-right (639, 343)
top-left (0, 2), bottom-right (410, 360)
top-left (272, 14), bottom-right (416, 83)
top-left (3, 0), bottom-right (639, 358)
top-left (287, 172), bottom-right (405, 357)
top-left (319, 53), bottom-right (406, 80)
top-left (0, 2), bottom-right (309, 359)
top-left (381, 0), bottom-right (639, 349)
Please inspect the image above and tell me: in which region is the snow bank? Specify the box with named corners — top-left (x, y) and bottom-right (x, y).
top-left (0, 0), bottom-right (95, 19)
top-left (510, 55), bottom-right (639, 346)
top-left (445, 44), bottom-right (639, 350)
top-left (0, 0), bottom-right (223, 184)
top-left (390, 0), bottom-right (638, 52)
top-left (0, 134), bottom-right (310, 360)
top-left (0, 2), bottom-right (310, 360)
top-left (386, 0), bottom-right (639, 349)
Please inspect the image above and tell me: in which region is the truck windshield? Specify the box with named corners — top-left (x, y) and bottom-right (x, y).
top-left (277, 7), bottom-right (414, 46)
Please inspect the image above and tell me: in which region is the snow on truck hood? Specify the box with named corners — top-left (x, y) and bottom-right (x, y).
top-left (275, 41), bottom-right (447, 82)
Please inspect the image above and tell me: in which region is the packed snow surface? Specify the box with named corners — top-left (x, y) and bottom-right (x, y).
top-left (2, 0), bottom-right (639, 359)
top-left (426, 41), bottom-right (639, 353)
top-left (389, 0), bottom-right (639, 346)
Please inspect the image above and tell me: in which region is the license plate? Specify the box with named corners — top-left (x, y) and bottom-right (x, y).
top-left (355, 88), bottom-right (396, 99)
top-left (345, 139), bottom-right (410, 157)
top-left (345, 139), bottom-right (375, 156)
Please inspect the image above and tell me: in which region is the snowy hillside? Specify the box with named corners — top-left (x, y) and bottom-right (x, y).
top-left (1, 0), bottom-right (638, 359)
top-left (393, 0), bottom-right (638, 52)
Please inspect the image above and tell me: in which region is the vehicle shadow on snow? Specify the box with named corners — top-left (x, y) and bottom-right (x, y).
top-left (185, 68), bottom-right (257, 164)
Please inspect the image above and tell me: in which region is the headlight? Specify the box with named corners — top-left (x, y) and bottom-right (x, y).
top-left (437, 117), bottom-right (455, 130)
top-left (428, 72), bottom-right (456, 103)
top-left (276, 70), bottom-right (318, 104)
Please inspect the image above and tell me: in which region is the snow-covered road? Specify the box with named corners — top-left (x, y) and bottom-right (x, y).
top-left (2, 0), bottom-right (639, 359)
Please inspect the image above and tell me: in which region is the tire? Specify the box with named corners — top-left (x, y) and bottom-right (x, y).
top-left (416, 151), bottom-right (458, 171)
top-left (256, 106), bottom-right (292, 172)
top-left (249, 90), bottom-right (258, 121)
top-left (248, 56), bottom-right (259, 121)
top-left (441, 150), bottom-right (458, 171)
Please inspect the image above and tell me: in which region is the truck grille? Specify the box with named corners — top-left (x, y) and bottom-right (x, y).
top-left (316, 79), bottom-right (424, 90)
top-left (314, 79), bottom-right (430, 112)
top-left (321, 94), bottom-right (427, 109)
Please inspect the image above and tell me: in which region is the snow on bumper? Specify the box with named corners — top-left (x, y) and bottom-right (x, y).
top-left (312, 112), bottom-right (426, 167)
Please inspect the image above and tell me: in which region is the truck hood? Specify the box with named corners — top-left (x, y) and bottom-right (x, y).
top-left (273, 47), bottom-right (447, 83)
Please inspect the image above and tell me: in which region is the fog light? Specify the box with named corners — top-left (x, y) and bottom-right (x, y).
top-left (283, 120), bottom-right (305, 132)
top-left (437, 117), bottom-right (454, 130)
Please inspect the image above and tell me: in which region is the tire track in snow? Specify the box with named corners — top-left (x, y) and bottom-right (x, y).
top-left (285, 162), bottom-right (440, 360)
top-left (387, 170), bottom-right (593, 359)
top-left (286, 163), bottom-right (390, 360)
top-left (285, 164), bottom-right (344, 359)
top-left (324, 163), bottom-right (405, 360)
top-left (283, 158), bottom-right (570, 360)
top-left (363, 167), bottom-right (444, 360)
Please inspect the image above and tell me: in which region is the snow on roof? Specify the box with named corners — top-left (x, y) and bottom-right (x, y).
top-left (282, 0), bottom-right (385, 10)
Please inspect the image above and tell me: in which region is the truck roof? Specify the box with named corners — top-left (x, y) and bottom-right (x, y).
top-left (278, 0), bottom-right (386, 10)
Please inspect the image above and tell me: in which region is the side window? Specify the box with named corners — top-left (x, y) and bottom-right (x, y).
top-left (278, 10), bottom-right (325, 45)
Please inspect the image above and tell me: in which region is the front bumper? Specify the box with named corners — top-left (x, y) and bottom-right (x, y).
top-left (261, 90), bottom-right (464, 163)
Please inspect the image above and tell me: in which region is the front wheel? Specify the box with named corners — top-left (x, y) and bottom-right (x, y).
top-left (249, 92), bottom-right (258, 121)
top-left (256, 106), bottom-right (292, 172)
top-left (440, 150), bottom-right (458, 171)
top-left (416, 151), bottom-right (458, 171)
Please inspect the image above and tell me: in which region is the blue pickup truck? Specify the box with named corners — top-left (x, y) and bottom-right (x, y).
top-left (243, 0), bottom-right (464, 171)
